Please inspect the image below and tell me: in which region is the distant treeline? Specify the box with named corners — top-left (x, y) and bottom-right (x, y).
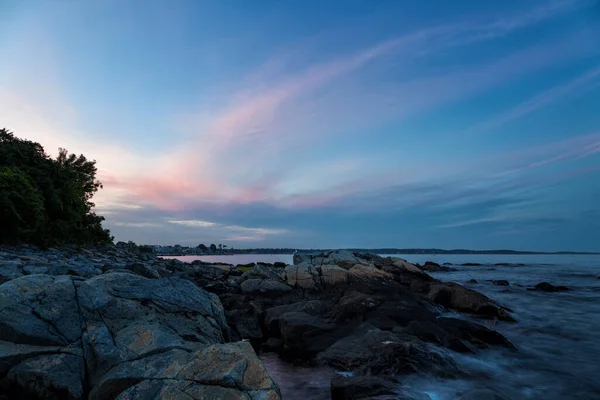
top-left (0, 129), bottom-right (112, 246)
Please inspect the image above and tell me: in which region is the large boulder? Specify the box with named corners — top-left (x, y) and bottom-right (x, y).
top-left (0, 272), bottom-right (283, 398)
top-left (94, 341), bottom-right (280, 399)
top-left (264, 301), bottom-right (331, 336)
top-left (317, 325), bottom-right (459, 377)
top-left (426, 282), bottom-right (515, 321)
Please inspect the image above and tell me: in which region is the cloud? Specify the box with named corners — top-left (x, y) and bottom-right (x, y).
top-left (168, 220), bottom-right (217, 227)
top-left (471, 64), bottom-right (600, 134)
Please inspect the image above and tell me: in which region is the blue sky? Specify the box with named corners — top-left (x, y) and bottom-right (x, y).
top-left (1, 0), bottom-right (599, 250)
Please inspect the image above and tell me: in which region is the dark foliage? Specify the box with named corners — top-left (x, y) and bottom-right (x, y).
top-left (0, 128), bottom-right (113, 246)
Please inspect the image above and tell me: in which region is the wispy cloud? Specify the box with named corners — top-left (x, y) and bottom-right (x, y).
top-left (472, 65), bottom-right (600, 134)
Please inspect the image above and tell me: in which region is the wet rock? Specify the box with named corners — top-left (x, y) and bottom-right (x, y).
top-left (405, 318), bottom-right (514, 352)
top-left (274, 261), bottom-right (287, 268)
top-left (461, 263), bottom-right (482, 266)
top-left (317, 326), bottom-right (460, 377)
top-left (427, 282), bottom-right (515, 321)
top-left (528, 282), bottom-right (569, 292)
top-left (466, 279), bottom-right (478, 284)
top-left (492, 280), bottom-right (510, 286)
top-left (331, 375), bottom-right (398, 400)
top-left (419, 261), bottom-right (456, 272)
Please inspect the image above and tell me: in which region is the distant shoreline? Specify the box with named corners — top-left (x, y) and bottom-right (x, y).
top-left (158, 248), bottom-right (600, 256)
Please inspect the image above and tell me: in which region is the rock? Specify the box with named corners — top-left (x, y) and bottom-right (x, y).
top-left (264, 338), bottom-right (284, 350)
top-left (126, 262), bottom-right (161, 279)
top-left (406, 317), bottom-right (514, 353)
top-left (264, 301), bottom-right (331, 336)
top-left (279, 312), bottom-right (337, 354)
top-left (466, 279), bottom-right (478, 284)
top-left (492, 280), bottom-right (509, 286)
top-left (274, 262), bottom-right (287, 268)
top-left (239, 264), bottom-right (285, 283)
top-left (528, 282), bottom-right (569, 292)
top-left (284, 263), bottom-right (351, 290)
top-left (0, 271), bottom-right (254, 398)
top-left (93, 341), bottom-right (281, 400)
top-left (457, 389), bottom-right (508, 400)
top-left (241, 279), bottom-right (292, 295)
top-left (331, 375), bottom-right (398, 400)
top-left (420, 261), bottom-right (456, 272)
top-left (461, 263), bottom-right (482, 266)
top-left (349, 263), bottom-right (393, 280)
top-left (47, 262), bottom-right (100, 278)
top-left (22, 265), bottom-right (49, 275)
top-left (427, 282), bottom-right (515, 321)
top-left (389, 258), bottom-right (425, 275)
top-left (1, 353), bottom-right (85, 399)
top-left (317, 326), bottom-right (459, 377)
top-left (0, 260), bottom-right (23, 283)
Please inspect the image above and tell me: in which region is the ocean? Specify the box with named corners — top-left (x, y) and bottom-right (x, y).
top-left (166, 253), bottom-right (600, 400)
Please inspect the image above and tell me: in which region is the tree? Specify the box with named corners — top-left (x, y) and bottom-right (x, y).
top-left (198, 244), bottom-right (208, 252)
top-left (0, 128), bottom-right (113, 245)
top-left (218, 244), bottom-right (222, 251)
top-left (210, 244), bottom-right (217, 253)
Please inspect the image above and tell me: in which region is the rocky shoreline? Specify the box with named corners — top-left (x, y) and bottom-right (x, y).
top-left (0, 246), bottom-right (518, 399)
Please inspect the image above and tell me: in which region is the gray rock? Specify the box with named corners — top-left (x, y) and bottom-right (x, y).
top-left (241, 279), bottom-right (292, 295)
top-left (0, 260), bottom-right (23, 283)
top-left (22, 265), bottom-right (49, 275)
top-left (94, 342), bottom-right (281, 400)
top-left (0, 269), bottom-right (275, 399)
top-left (0, 353), bottom-right (85, 399)
top-left (47, 262), bottom-right (100, 278)
top-left (126, 262), bottom-right (161, 279)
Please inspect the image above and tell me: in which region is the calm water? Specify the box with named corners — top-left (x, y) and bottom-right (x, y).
top-left (168, 254), bottom-right (600, 400)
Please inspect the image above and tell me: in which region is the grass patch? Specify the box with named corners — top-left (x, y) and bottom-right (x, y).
top-left (237, 266), bottom-right (253, 273)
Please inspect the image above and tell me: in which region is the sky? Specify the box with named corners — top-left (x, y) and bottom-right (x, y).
top-left (1, 0), bottom-right (600, 251)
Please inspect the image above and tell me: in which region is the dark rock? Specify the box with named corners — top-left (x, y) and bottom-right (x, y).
top-left (406, 318), bottom-right (514, 353)
top-left (528, 282), bottom-right (569, 292)
top-left (461, 263), bottom-right (482, 266)
top-left (427, 282), bottom-right (515, 321)
top-left (264, 301), bottom-right (331, 336)
top-left (240, 278), bottom-right (292, 295)
top-left (317, 326), bottom-right (460, 377)
top-left (274, 261), bottom-right (287, 268)
top-left (466, 279), bottom-right (478, 284)
top-left (279, 312), bottom-right (337, 354)
top-left (264, 338), bottom-right (284, 350)
top-left (457, 389), bottom-right (508, 400)
top-left (126, 262), bottom-right (161, 279)
top-left (492, 280), bottom-right (509, 286)
top-left (331, 375), bottom-right (398, 400)
top-left (420, 261), bottom-right (456, 272)
top-left (0, 260), bottom-right (23, 283)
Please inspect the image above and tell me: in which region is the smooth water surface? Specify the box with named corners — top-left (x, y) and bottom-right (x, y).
top-left (168, 253), bottom-right (600, 400)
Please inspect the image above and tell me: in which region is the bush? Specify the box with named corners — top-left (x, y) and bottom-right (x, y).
top-left (0, 128), bottom-right (113, 246)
